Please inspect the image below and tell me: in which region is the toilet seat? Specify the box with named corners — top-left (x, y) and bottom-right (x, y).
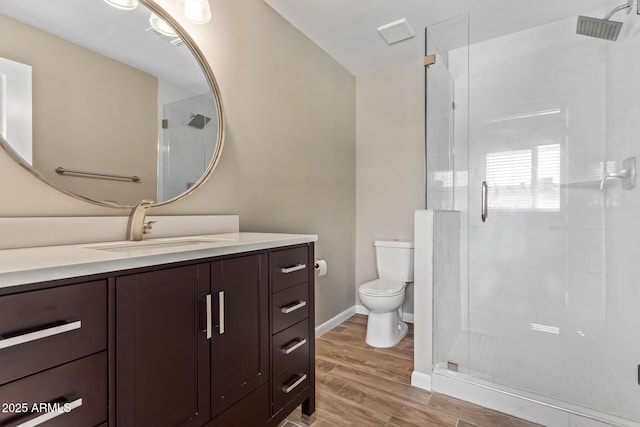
top-left (359, 279), bottom-right (404, 297)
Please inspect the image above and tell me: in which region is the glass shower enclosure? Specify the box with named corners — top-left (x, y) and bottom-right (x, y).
top-left (426, 0), bottom-right (640, 424)
top-left (158, 92), bottom-right (218, 201)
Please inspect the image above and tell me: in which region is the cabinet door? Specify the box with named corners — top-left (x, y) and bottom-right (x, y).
top-left (116, 264), bottom-right (210, 427)
top-left (210, 254), bottom-right (269, 418)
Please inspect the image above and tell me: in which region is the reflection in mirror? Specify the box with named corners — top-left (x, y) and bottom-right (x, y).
top-left (0, 0), bottom-right (223, 207)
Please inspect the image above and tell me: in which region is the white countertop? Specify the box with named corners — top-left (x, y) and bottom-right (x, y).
top-left (0, 232), bottom-right (318, 289)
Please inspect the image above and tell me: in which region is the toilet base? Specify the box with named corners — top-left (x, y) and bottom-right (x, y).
top-left (365, 311), bottom-right (409, 348)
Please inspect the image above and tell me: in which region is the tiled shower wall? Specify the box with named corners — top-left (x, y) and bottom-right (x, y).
top-left (604, 15), bottom-right (640, 405)
top-left (447, 14), bottom-right (608, 341)
top-left (427, 1), bottom-right (640, 422)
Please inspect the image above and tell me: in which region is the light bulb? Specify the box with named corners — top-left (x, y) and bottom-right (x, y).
top-left (176, 0), bottom-right (212, 24)
top-left (149, 13), bottom-right (178, 37)
top-left (103, 0), bottom-right (138, 11)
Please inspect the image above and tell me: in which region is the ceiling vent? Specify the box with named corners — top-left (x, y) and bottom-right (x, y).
top-left (377, 18), bottom-right (415, 45)
top-left (146, 27), bottom-right (184, 47)
top-left (170, 38), bottom-right (185, 47)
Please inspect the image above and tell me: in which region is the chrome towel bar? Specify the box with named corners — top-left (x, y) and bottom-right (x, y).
top-left (55, 166), bottom-right (140, 182)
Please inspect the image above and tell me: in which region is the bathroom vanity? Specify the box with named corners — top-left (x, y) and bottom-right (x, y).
top-left (0, 233), bottom-right (316, 427)
top-left (0, 1), bottom-right (318, 425)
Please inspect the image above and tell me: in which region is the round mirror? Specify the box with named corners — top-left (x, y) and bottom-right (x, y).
top-left (0, 0), bottom-right (224, 207)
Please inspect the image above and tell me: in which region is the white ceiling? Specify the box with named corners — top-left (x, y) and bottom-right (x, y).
top-left (1, 0), bottom-right (622, 81)
top-left (263, 0), bottom-right (619, 76)
top-left (263, 0), bottom-right (509, 76)
top-left (0, 0), bottom-right (209, 94)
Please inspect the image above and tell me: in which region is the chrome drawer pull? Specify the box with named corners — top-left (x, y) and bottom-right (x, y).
top-left (281, 264), bottom-right (306, 274)
top-left (281, 338), bottom-right (307, 355)
top-left (218, 291), bottom-right (225, 335)
top-left (0, 320), bottom-right (81, 350)
top-left (282, 374), bottom-right (307, 394)
top-left (206, 294), bottom-right (212, 339)
top-left (16, 397), bottom-right (82, 427)
top-left (281, 300), bottom-right (306, 314)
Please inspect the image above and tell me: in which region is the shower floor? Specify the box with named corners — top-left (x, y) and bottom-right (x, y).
top-left (440, 330), bottom-right (639, 424)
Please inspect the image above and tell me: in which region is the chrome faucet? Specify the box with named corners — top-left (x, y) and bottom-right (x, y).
top-left (127, 199), bottom-right (156, 241)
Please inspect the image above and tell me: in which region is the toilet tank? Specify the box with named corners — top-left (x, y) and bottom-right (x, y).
top-left (374, 240), bottom-right (414, 282)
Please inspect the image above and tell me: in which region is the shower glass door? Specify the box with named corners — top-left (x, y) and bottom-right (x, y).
top-left (428, 0), bottom-right (640, 423)
top-left (159, 93), bottom-right (217, 201)
top-left (426, 13), bottom-right (470, 373)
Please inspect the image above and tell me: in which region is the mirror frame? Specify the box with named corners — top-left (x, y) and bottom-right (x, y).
top-left (0, 0), bottom-right (225, 208)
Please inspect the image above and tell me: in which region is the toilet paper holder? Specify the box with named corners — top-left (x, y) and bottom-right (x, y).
top-left (314, 259), bottom-right (328, 276)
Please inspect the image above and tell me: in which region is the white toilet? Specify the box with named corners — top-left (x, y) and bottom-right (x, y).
top-left (358, 240), bottom-right (414, 348)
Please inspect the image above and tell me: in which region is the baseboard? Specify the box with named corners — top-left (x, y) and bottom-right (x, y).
top-left (355, 304), bottom-right (368, 315)
top-left (355, 304), bottom-right (414, 324)
top-left (411, 371), bottom-right (432, 391)
top-left (315, 305), bottom-right (356, 338)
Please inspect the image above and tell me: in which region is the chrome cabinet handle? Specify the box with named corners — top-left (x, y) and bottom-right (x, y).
top-left (206, 294), bottom-right (212, 339)
top-left (481, 181), bottom-right (488, 223)
top-left (281, 264), bottom-right (306, 274)
top-left (0, 320), bottom-right (81, 350)
top-left (281, 338), bottom-right (307, 355)
top-left (16, 397), bottom-right (82, 427)
top-left (281, 300), bottom-right (306, 314)
top-left (282, 374), bottom-right (307, 394)
top-left (218, 291), bottom-right (225, 335)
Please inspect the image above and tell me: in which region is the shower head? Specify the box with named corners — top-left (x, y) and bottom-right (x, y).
top-left (576, 15), bottom-right (623, 40)
top-left (188, 113), bottom-right (211, 129)
top-left (576, 0), bottom-right (632, 41)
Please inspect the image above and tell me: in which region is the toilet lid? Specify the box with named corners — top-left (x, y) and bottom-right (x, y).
top-left (360, 279), bottom-right (404, 296)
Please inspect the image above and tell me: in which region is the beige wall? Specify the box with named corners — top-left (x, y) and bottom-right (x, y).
top-left (355, 61), bottom-right (425, 314)
top-left (0, 0), bottom-right (356, 326)
top-left (0, 15), bottom-right (158, 206)
top-left (0, 0), bottom-right (426, 326)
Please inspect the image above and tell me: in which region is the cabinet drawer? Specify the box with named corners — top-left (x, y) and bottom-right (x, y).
top-left (0, 352), bottom-right (107, 427)
top-left (272, 355), bottom-right (310, 413)
top-left (273, 319), bottom-right (309, 376)
top-left (0, 281), bottom-right (107, 385)
top-left (272, 283), bottom-right (309, 334)
top-left (271, 246), bottom-right (309, 293)
top-left (207, 383), bottom-right (269, 427)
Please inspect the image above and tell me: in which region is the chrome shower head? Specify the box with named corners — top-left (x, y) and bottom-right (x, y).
top-left (576, 0), bottom-right (632, 41)
top-left (576, 15), bottom-right (623, 40)
top-left (187, 113), bottom-right (211, 129)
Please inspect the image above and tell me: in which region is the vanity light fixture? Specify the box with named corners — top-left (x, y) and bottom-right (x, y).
top-left (103, 0), bottom-right (139, 11)
top-left (105, 0), bottom-right (211, 26)
top-left (149, 13), bottom-right (179, 37)
top-left (175, 0), bottom-right (212, 24)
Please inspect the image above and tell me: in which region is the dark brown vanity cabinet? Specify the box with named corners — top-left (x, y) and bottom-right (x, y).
top-left (115, 254), bottom-right (271, 427)
top-left (0, 242), bottom-right (314, 427)
top-left (115, 264), bottom-right (211, 427)
top-left (209, 254), bottom-right (269, 419)
top-left (0, 281), bottom-right (108, 427)
top-left (207, 245), bottom-right (315, 427)
top-left (270, 245), bottom-right (315, 421)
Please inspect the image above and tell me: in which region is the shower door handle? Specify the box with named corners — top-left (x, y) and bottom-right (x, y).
top-left (481, 181), bottom-right (488, 222)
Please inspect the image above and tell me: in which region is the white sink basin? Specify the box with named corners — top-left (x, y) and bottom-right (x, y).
top-left (84, 237), bottom-right (233, 253)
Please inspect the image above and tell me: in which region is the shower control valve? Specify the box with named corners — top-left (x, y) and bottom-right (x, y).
top-left (600, 157), bottom-right (636, 190)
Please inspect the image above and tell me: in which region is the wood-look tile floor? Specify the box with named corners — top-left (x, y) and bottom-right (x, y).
top-left (280, 315), bottom-right (541, 427)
